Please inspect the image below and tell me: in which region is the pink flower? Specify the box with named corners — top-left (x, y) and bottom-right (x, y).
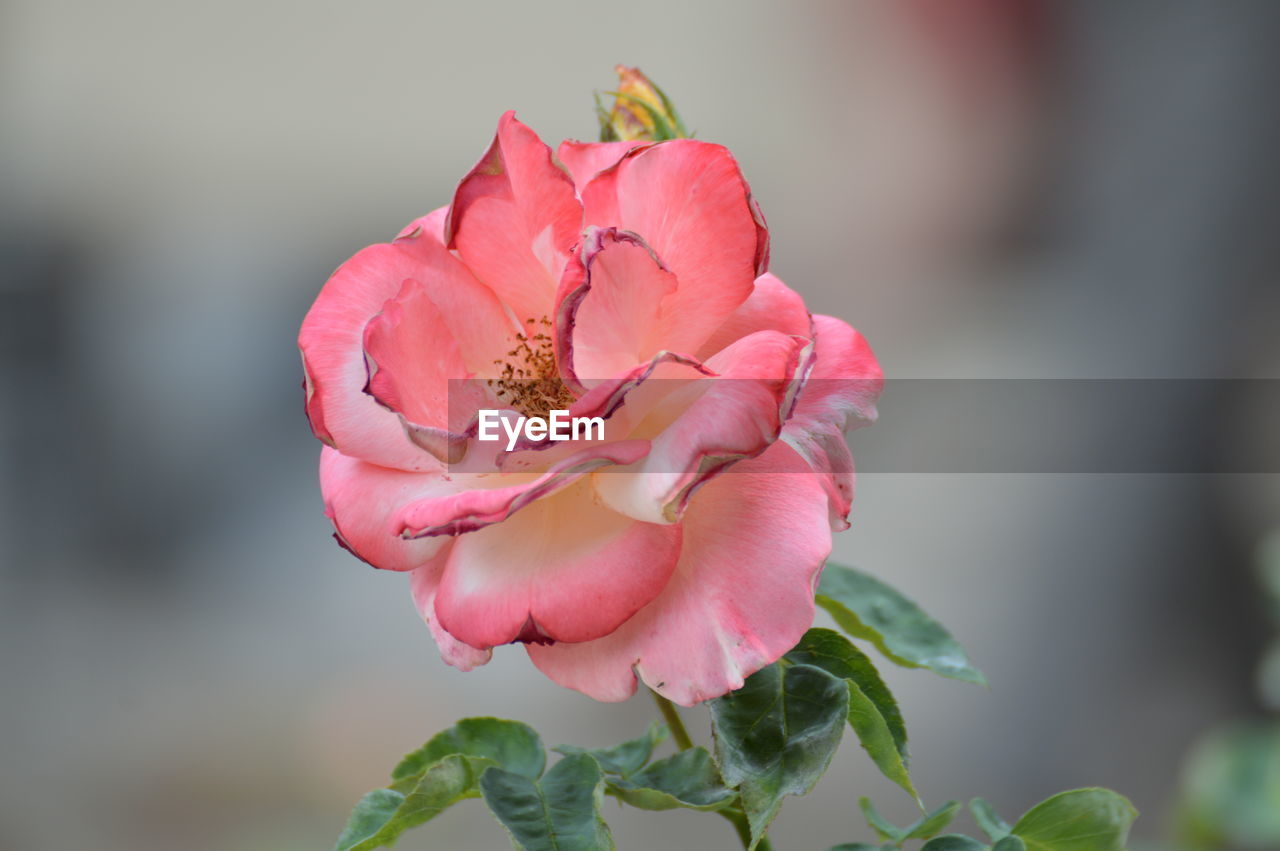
top-left (299, 113), bottom-right (882, 705)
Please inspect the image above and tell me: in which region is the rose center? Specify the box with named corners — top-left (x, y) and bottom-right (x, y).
top-left (487, 317), bottom-right (575, 419)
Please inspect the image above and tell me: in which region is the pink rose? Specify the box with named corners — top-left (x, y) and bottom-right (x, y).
top-left (299, 112), bottom-right (881, 705)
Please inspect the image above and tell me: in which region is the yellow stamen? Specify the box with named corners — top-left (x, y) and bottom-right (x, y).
top-left (486, 317), bottom-right (574, 418)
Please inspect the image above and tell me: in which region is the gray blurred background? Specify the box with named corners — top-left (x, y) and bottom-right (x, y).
top-left (3, 1), bottom-right (1279, 848)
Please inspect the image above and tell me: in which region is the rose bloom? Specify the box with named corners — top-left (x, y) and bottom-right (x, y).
top-left (299, 113), bottom-right (881, 705)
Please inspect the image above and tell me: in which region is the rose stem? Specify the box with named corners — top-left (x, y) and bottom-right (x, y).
top-left (649, 691), bottom-right (695, 751)
top-left (717, 808), bottom-right (773, 851)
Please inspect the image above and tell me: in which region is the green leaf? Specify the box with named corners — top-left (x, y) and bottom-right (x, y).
top-left (1011, 788), bottom-right (1137, 851)
top-left (336, 717), bottom-right (549, 850)
top-left (480, 753), bottom-right (615, 851)
top-left (608, 747), bottom-right (735, 811)
top-left (971, 798), bottom-right (1012, 841)
top-left (335, 754), bottom-right (485, 851)
top-left (993, 836), bottom-right (1027, 851)
top-left (393, 717), bottom-right (543, 791)
top-left (817, 564), bottom-right (985, 685)
top-left (905, 800), bottom-right (962, 840)
top-left (785, 628), bottom-right (908, 756)
top-left (848, 684), bottom-right (921, 802)
top-left (786, 629), bottom-right (916, 799)
top-left (920, 836), bottom-right (988, 851)
top-left (858, 796), bottom-right (906, 843)
top-left (334, 790), bottom-right (403, 851)
top-left (711, 663), bottom-right (849, 848)
top-left (554, 721), bottom-right (667, 778)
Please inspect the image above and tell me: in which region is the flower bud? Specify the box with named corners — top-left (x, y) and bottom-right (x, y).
top-left (597, 64), bottom-right (688, 141)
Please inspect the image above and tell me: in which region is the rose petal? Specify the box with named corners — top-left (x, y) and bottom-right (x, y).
top-left (410, 560), bottom-right (493, 671)
top-left (432, 477), bottom-right (682, 648)
top-left (446, 111), bottom-right (582, 323)
top-left (696, 272), bottom-right (812, 360)
top-left (580, 140), bottom-right (765, 352)
top-left (395, 205), bottom-right (449, 243)
top-left (362, 277), bottom-right (508, 463)
top-left (527, 441), bottom-right (831, 705)
top-left (300, 232), bottom-right (503, 471)
top-left (553, 227), bottom-right (679, 389)
top-left (395, 440), bottom-right (651, 539)
top-left (364, 279), bottom-right (470, 431)
top-left (782, 315), bottom-right (882, 527)
top-left (319, 446), bottom-right (454, 572)
top-left (593, 329), bottom-right (811, 524)
top-left (556, 140), bottom-right (645, 195)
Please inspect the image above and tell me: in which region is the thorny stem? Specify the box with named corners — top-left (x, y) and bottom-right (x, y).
top-left (649, 690), bottom-right (774, 850)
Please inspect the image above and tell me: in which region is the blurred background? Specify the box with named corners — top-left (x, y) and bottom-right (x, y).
top-left (3, 0), bottom-right (1279, 848)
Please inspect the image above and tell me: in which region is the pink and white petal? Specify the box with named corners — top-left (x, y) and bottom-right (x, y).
top-left (566, 350), bottom-right (711, 427)
top-left (594, 329), bottom-right (810, 525)
top-left (364, 278), bottom-right (470, 432)
top-left (395, 439), bottom-right (650, 539)
top-left (446, 111), bottom-right (582, 323)
top-left (363, 279), bottom-right (500, 464)
top-left (790, 315), bottom-right (882, 425)
top-left (301, 239), bottom-right (465, 471)
top-left (580, 140), bottom-right (764, 352)
top-left (433, 478), bottom-right (682, 648)
top-left (420, 276), bottom-right (520, 381)
top-left (784, 428), bottom-right (857, 531)
top-left (319, 447), bottom-right (454, 572)
top-left (410, 559), bottom-right (493, 671)
top-left (528, 441), bottom-right (832, 705)
top-left (782, 315), bottom-right (882, 526)
top-left (696, 273), bottom-right (813, 361)
top-left (554, 227), bottom-right (678, 388)
top-left (556, 140), bottom-right (645, 195)
top-left (395, 205), bottom-right (449, 243)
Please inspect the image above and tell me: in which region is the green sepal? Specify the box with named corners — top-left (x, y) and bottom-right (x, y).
top-left (647, 77), bottom-right (689, 137)
top-left (604, 90), bottom-right (679, 140)
top-left (594, 90), bottom-right (620, 141)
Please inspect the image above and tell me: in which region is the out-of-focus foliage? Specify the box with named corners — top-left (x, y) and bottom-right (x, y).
top-left (1178, 723), bottom-right (1280, 850)
top-left (1175, 530), bottom-right (1280, 850)
top-left (1256, 532), bottom-right (1280, 709)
